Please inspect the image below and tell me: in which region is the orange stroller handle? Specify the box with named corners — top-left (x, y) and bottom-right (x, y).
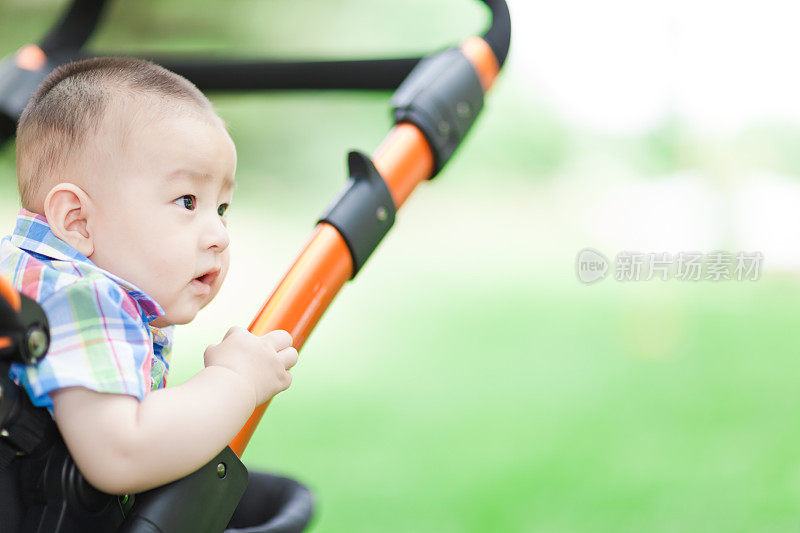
top-left (0, 274), bottom-right (22, 351)
top-left (0, 273), bottom-right (21, 312)
top-left (231, 36), bottom-right (502, 457)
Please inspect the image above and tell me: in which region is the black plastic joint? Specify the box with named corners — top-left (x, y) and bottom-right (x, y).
top-left (318, 151), bottom-right (396, 279)
top-left (0, 291), bottom-right (51, 366)
top-left (390, 47), bottom-right (485, 177)
top-left (0, 50), bottom-right (58, 138)
top-left (120, 446), bottom-right (248, 533)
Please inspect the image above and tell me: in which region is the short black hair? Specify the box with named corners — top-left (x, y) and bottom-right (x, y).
top-left (16, 56), bottom-right (216, 210)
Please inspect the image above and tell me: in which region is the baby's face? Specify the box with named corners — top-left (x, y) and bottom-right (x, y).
top-left (87, 109), bottom-right (237, 327)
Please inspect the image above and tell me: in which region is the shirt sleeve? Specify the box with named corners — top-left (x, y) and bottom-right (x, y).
top-left (9, 277), bottom-right (152, 411)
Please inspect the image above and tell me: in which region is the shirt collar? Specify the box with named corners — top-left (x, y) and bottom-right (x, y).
top-left (150, 324), bottom-right (175, 353)
top-left (10, 208), bottom-right (166, 322)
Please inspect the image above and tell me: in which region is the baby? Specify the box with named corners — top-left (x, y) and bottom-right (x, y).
top-left (0, 57), bottom-right (297, 495)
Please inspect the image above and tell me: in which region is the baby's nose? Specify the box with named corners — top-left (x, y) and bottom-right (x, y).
top-left (211, 230), bottom-right (230, 251)
top-left (202, 219), bottom-right (230, 251)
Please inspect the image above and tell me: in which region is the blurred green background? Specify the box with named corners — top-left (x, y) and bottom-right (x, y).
top-left (3, 1), bottom-right (800, 531)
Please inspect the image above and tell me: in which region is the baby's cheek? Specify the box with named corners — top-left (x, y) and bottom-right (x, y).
top-left (220, 250), bottom-right (231, 280)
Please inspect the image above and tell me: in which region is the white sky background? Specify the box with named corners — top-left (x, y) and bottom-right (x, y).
top-left (512, 0), bottom-right (800, 135)
top-left (507, 0), bottom-right (800, 271)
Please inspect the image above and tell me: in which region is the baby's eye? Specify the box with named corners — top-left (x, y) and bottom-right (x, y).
top-left (218, 203), bottom-right (229, 217)
top-left (173, 195), bottom-right (196, 210)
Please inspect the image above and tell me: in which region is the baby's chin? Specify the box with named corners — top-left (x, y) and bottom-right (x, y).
top-left (150, 295), bottom-right (221, 327)
top-left (150, 309), bottom-right (198, 328)
top-left (150, 316), bottom-right (178, 328)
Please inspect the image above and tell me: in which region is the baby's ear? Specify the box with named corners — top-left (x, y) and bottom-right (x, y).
top-left (44, 183), bottom-right (94, 257)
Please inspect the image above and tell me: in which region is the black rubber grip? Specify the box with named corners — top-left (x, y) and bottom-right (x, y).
top-left (318, 151), bottom-right (396, 278)
top-left (391, 47), bottom-right (485, 177)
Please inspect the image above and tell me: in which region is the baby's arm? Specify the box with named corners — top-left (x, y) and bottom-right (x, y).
top-left (50, 327), bottom-right (298, 495)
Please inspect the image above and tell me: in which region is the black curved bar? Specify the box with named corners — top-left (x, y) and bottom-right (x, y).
top-left (0, 0), bottom-right (510, 146)
top-left (36, 0), bottom-right (510, 92)
top-left (38, 0), bottom-right (109, 55)
top-left (480, 0), bottom-right (511, 67)
top-left (79, 54), bottom-right (423, 92)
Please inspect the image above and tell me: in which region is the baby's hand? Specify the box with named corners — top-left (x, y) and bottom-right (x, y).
top-left (204, 326), bottom-right (298, 405)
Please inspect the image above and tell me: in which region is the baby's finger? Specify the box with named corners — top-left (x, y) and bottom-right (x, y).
top-left (278, 347), bottom-right (299, 370)
top-left (223, 325), bottom-right (245, 340)
top-left (264, 329), bottom-right (293, 351)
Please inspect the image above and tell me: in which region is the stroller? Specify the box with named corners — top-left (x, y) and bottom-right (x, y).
top-left (0, 1), bottom-right (511, 531)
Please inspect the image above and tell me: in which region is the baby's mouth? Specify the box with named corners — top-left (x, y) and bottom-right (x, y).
top-left (194, 268), bottom-right (220, 287)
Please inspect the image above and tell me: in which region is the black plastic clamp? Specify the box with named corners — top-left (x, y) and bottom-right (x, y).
top-left (318, 151), bottom-right (396, 279)
top-left (390, 46), bottom-right (485, 178)
top-left (0, 292), bottom-right (51, 366)
top-left (120, 446), bottom-right (248, 533)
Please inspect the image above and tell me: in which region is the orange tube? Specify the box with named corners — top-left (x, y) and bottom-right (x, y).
top-left (229, 223), bottom-right (351, 454)
top-left (0, 274), bottom-right (21, 312)
top-left (0, 277), bottom-right (21, 352)
top-left (460, 36), bottom-right (501, 92)
top-left (230, 36), bottom-right (501, 457)
top-left (372, 124), bottom-right (434, 209)
top-left (15, 44), bottom-right (46, 72)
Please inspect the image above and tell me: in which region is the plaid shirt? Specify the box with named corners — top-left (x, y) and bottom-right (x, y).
top-left (0, 208), bottom-right (173, 413)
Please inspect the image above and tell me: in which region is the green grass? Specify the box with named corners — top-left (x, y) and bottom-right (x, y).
top-left (172, 272), bottom-right (800, 532)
